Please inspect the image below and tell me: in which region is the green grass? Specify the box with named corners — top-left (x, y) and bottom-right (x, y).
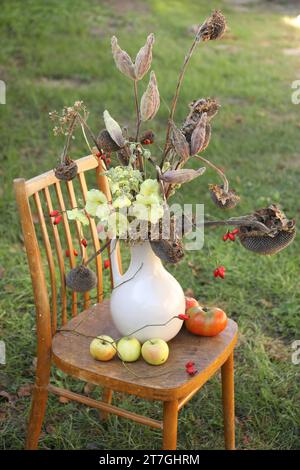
top-left (1, 0), bottom-right (300, 450)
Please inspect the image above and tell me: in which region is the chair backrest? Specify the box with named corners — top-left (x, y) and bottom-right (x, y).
top-left (14, 155), bottom-right (122, 346)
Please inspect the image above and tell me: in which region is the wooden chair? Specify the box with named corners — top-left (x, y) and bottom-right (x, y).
top-left (14, 155), bottom-right (238, 450)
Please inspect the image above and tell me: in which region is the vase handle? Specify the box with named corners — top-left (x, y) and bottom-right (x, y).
top-left (110, 238), bottom-right (123, 286)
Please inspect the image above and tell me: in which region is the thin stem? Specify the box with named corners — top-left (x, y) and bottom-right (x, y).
top-left (80, 122), bottom-right (93, 153)
top-left (77, 113), bottom-right (101, 152)
top-left (194, 154), bottom-right (229, 192)
top-left (162, 29), bottom-right (204, 160)
top-left (60, 114), bottom-right (78, 163)
top-left (84, 239), bottom-right (111, 266)
top-left (202, 217), bottom-right (271, 233)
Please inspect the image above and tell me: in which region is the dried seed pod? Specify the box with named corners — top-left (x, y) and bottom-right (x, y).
top-left (239, 228), bottom-right (296, 255)
top-left (111, 36), bottom-right (136, 80)
top-left (160, 167), bottom-right (206, 184)
top-left (199, 10), bottom-right (227, 42)
top-left (150, 239), bottom-right (184, 264)
top-left (209, 184), bottom-right (240, 209)
top-left (66, 265), bottom-right (97, 292)
top-left (140, 71), bottom-right (160, 121)
top-left (170, 122), bottom-right (190, 162)
top-left (103, 110), bottom-right (125, 148)
top-left (201, 123), bottom-right (211, 152)
top-left (134, 33), bottom-right (155, 80)
top-left (190, 112), bottom-right (208, 155)
top-left (97, 129), bottom-right (121, 153)
top-left (54, 157), bottom-right (78, 181)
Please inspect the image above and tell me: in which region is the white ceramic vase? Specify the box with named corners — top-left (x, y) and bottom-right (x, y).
top-left (110, 239), bottom-right (185, 343)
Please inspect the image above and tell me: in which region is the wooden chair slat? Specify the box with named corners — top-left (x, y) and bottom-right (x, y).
top-left (54, 182), bottom-right (77, 318)
top-left (66, 180), bottom-right (90, 309)
top-left (33, 192), bottom-right (58, 334)
top-left (77, 172), bottom-right (103, 303)
top-left (26, 155), bottom-right (98, 197)
top-left (43, 187), bottom-right (67, 325)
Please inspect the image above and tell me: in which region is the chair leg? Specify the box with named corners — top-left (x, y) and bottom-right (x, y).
top-left (221, 351), bottom-right (235, 450)
top-left (25, 357), bottom-right (51, 450)
top-left (99, 388), bottom-right (113, 421)
top-left (163, 400), bottom-right (178, 450)
top-left (25, 384), bottom-right (49, 449)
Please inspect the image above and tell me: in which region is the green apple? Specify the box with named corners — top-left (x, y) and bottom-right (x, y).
top-left (117, 337), bottom-right (141, 362)
top-left (141, 338), bottom-right (169, 366)
top-left (90, 335), bottom-right (116, 361)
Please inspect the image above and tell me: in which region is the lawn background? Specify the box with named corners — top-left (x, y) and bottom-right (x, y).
top-left (0, 0), bottom-right (299, 449)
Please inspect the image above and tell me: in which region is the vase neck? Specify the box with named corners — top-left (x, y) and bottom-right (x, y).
top-left (129, 241), bottom-right (160, 267)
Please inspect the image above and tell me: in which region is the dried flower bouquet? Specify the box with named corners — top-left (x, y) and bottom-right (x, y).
top-left (49, 10), bottom-right (296, 292)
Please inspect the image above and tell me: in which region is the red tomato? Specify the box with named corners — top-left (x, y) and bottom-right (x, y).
top-left (185, 297), bottom-right (199, 311)
top-left (185, 306), bottom-right (228, 337)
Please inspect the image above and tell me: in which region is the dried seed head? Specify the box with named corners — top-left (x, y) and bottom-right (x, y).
top-left (150, 239), bottom-right (184, 264)
top-left (140, 71), bottom-right (160, 121)
top-left (170, 122), bottom-right (190, 162)
top-left (97, 129), bottom-right (121, 153)
top-left (182, 98), bottom-right (220, 144)
top-left (103, 110), bottom-right (125, 148)
top-left (54, 158), bottom-right (78, 181)
top-left (66, 265), bottom-right (97, 292)
top-left (190, 112), bottom-right (208, 155)
top-left (134, 33), bottom-right (155, 80)
top-left (160, 167), bottom-right (206, 184)
top-left (237, 205), bottom-right (296, 254)
top-left (111, 36), bottom-right (136, 80)
top-left (209, 184), bottom-right (240, 209)
top-left (239, 229), bottom-right (296, 255)
top-left (199, 10), bottom-right (227, 42)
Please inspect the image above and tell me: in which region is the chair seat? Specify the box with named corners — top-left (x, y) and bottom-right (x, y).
top-left (52, 300), bottom-right (238, 401)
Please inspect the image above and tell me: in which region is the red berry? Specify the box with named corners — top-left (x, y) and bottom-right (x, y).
top-left (223, 232), bottom-right (229, 241)
top-left (96, 151), bottom-right (102, 158)
top-left (104, 259), bottom-right (110, 269)
top-left (49, 210), bottom-right (59, 217)
top-left (214, 268), bottom-right (220, 278)
top-left (101, 153), bottom-right (106, 160)
top-left (81, 238), bottom-right (88, 247)
top-left (53, 214), bottom-right (62, 225)
top-left (231, 228), bottom-right (239, 235)
top-left (65, 249), bottom-right (70, 257)
top-left (185, 361), bottom-right (195, 368)
top-left (106, 158), bottom-right (111, 166)
top-left (186, 366), bottom-right (198, 376)
top-left (228, 233), bottom-right (235, 241)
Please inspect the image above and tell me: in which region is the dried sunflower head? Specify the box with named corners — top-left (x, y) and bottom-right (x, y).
top-left (199, 10), bottom-right (227, 42)
top-left (238, 205), bottom-right (296, 255)
top-left (209, 184), bottom-right (240, 209)
top-left (54, 157), bottom-right (78, 181)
